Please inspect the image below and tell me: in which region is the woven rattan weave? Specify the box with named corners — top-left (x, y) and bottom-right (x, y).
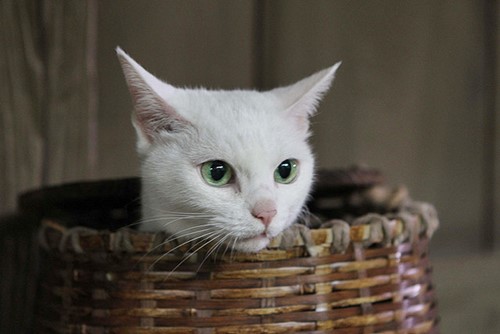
top-left (28, 169), bottom-right (439, 333)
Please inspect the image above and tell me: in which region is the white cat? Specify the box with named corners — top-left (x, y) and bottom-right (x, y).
top-left (116, 47), bottom-right (340, 253)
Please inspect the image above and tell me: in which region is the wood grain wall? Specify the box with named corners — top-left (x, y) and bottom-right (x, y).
top-left (1, 0), bottom-right (498, 253)
top-left (1, 0), bottom-right (98, 212)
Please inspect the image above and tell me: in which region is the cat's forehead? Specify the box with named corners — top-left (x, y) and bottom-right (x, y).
top-left (169, 89), bottom-right (292, 139)
top-left (167, 89), bottom-right (309, 166)
top-left (169, 89), bottom-right (279, 120)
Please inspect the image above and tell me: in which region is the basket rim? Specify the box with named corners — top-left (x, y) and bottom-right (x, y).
top-left (38, 212), bottom-right (431, 260)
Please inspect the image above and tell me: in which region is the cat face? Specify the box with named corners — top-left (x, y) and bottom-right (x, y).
top-left (117, 47), bottom-right (340, 252)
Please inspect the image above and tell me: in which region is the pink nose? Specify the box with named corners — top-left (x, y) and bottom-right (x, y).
top-left (251, 200), bottom-right (277, 227)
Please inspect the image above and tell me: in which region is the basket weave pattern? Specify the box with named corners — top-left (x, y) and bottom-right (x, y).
top-left (37, 217), bottom-right (438, 334)
top-left (28, 170), bottom-right (439, 333)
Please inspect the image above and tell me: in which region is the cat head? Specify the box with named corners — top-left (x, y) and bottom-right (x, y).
top-left (117, 47), bottom-right (340, 252)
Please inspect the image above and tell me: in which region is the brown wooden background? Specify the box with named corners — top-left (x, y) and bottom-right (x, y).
top-left (0, 1), bottom-right (499, 332)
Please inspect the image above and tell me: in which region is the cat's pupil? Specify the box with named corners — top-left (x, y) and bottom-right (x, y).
top-left (210, 160), bottom-right (227, 181)
top-left (278, 160), bottom-right (292, 179)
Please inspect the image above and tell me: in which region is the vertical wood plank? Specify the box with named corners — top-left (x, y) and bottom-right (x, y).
top-left (0, 0), bottom-right (45, 213)
top-left (482, 0), bottom-right (498, 250)
top-left (0, 0), bottom-right (98, 214)
top-left (42, 0), bottom-right (98, 184)
top-left (494, 0), bottom-right (500, 250)
top-left (493, 0), bottom-right (500, 248)
top-left (252, 0), bottom-right (267, 90)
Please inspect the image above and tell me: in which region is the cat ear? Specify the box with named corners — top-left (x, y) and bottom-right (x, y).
top-left (271, 62), bottom-right (341, 133)
top-left (116, 47), bottom-right (188, 152)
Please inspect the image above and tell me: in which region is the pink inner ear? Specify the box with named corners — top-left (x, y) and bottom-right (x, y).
top-left (272, 64), bottom-right (340, 135)
top-left (136, 100), bottom-right (188, 141)
top-left (117, 49), bottom-right (190, 142)
top-left (293, 114), bottom-right (310, 134)
top-left (128, 80), bottom-right (189, 141)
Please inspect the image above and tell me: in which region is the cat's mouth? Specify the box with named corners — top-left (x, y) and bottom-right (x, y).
top-left (240, 232), bottom-right (268, 242)
top-left (235, 233), bottom-right (271, 252)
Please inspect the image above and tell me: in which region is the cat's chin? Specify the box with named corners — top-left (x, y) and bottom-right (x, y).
top-left (234, 234), bottom-right (270, 253)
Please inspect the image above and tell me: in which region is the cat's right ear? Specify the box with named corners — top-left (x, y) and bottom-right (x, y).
top-left (270, 62), bottom-right (341, 135)
top-left (116, 47), bottom-right (188, 153)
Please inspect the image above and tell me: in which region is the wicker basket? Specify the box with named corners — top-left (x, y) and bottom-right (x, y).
top-left (22, 169), bottom-right (440, 334)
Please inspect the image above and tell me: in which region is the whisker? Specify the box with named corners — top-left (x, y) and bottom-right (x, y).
top-left (144, 229), bottom-right (220, 274)
top-left (219, 234), bottom-right (236, 262)
top-left (166, 231), bottom-right (224, 278)
top-left (181, 229), bottom-right (222, 257)
top-left (229, 236), bottom-right (239, 262)
top-left (121, 213), bottom-right (216, 230)
top-left (196, 233), bottom-right (230, 272)
top-left (135, 225), bottom-right (218, 268)
top-left (140, 214), bottom-right (216, 224)
top-left (121, 213), bottom-right (214, 232)
top-left (164, 223), bottom-right (223, 242)
top-left (156, 224), bottom-right (226, 253)
top-left (159, 215), bottom-right (216, 230)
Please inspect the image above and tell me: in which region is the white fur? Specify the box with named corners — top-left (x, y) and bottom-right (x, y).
top-left (116, 47), bottom-right (340, 253)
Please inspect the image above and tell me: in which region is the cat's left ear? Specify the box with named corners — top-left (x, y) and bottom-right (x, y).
top-left (116, 47), bottom-right (189, 154)
top-left (271, 62), bottom-right (341, 133)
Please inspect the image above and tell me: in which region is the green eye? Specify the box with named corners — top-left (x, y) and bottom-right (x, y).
top-left (274, 159), bottom-right (299, 184)
top-left (201, 160), bottom-right (233, 186)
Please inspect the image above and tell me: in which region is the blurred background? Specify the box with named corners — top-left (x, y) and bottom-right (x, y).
top-left (1, 1), bottom-right (499, 333)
